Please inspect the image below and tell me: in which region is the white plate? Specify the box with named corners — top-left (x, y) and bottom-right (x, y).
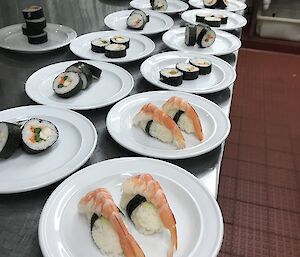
top-left (162, 27), bottom-right (241, 55)
top-left (70, 31), bottom-right (155, 63)
top-left (106, 91), bottom-right (230, 159)
top-left (104, 10), bottom-right (174, 35)
top-left (189, 0), bottom-right (247, 12)
top-left (129, 0), bottom-right (189, 14)
top-left (0, 23), bottom-right (77, 53)
top-left (181, 9), bottom-right (247, 30)
top-left (39, 157), bottom-right (224, 257)
top-left (140, 51), bottom-right (236, 94)
top-left (0, 105), bottom-right (97, 193)
top-left (25, 60), bottom-right (134, 110)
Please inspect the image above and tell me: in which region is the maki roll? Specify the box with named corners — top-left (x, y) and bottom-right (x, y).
top-left (120, 174), bottom-right (177, 256)
top-left (150, 0), bottom-right (168, 11)
top-left (79, 188), bottom-right (145, 257)
top-left (127, 10), bottom-right (148, 30)
top-left (218, 0), bottom-right (229, 9)
top-left (185, 24), bottom-right (197, 46)
top-left (196, 13), bottom-right (211, 23)
top-left (21, 119), bottom-right (58, 154)
top-left (189, 57), bottom-right (212, 75)
top-left (162, 96), bottom-right (203, 141)
top-left (105, 44), bottom-right (127, 58)
top-left (160, 68), bottom-right (183, 86)
top-left (25, 17), bottom-right (46, 32)
top-left (204, 16), bottom-right (221, 27)
top-left (83, 63), bottom-right (102, 79)
top-left (133, 103), bottom-right (185, 149)
top-left (22, 5), bottom-right (44, 20)
top-left (53, 71), bottom-right (83, 98)
top-left (27, 31), bottom-right (48, 44)
top-left (203, 0), bottom-right (218, 9)
top-left (91, 38), bottom-right (110, 53)
top-left (110, 35), bottom-right (130, 49)
top-left (0, 122), bottom-right (21, 159)
top-left (196, 23), bottom-right (216, 48)
top-left (176, 63), bottom-right (199, 80)
top-left (214, 14), bottom-right (228, 24)
top-left (65, 62), bottom-right (93, 90)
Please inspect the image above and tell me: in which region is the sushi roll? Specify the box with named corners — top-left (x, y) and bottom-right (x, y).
top-left (127, 10), bottom-right (148, 30)
top-left (204, 16), bottom-right (221, 27)
top-left (214, 14), bottom-right (228, 24)
top-left (53, 71), bottom-right (83, 98)
top-left (196, 23), bottom-right (216, 48)
top-left (150, 0), bottom-right (168, 11)
top-left (65, 62), bottom-right (93, 90)
top-left (162, 96), bottom-right (203, 141)
top-left (0, 122), bottom-right (21, 159)
top-left (78, 188), bottom-right (145, 257)
top-left (91, 38), bottom-right (110, 53)
top-left (203, 0), bottom-right (218, 9)
top-left (189, 57), bottom-right (212, 75)
top-left (218, 0), bottom-right (228, 9)
top-left (25, 17), bottom-right (46, 32)
top-left (133, 103), bottom-right (185, 149)
top-left (160, 68), bottom-right (183, 86)
top-left (196, 13), bottom-right (211, 23)
top-left (176, 63), bottom-right (199, 80)
top-left (185, 24), bottom-right (197, 46)
top-left (105, 44), bottom-right (126, 58)
top-left (21, 119), bottom-right (58, 154)
top-left (22, 5), bottom-right (44, 20)
top-left (120, 174), bottom-right (177, 256)
top-left (83, 63), bottom-right (102, 79)
top-left (27, 31), bottom-right (48, 44)
top-left (110, 35), bottom-right (130, 49)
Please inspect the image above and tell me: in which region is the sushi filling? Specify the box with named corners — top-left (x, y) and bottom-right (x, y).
top-left (110, 35), bottom-right (130, 49)
top-left (53, 72), bottom-right (82, 96)
top-left (127, 13), bottom-right (145, 30)
top-left (203, 0), bottom-right (218, 8)
top-left (197, 29), bottom-right (216, 48)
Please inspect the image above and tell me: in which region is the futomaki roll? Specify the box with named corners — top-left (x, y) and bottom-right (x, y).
top-left (204, 16), bottom-right (221, 27)
top-left (21, 119), bottom-right (58, 154)
top-left (0, 122), bottom-right (21, 159)
top-left (53, 71), bottom-right (83, 98)
top-left (105, 44), bottom-right (127, 58)
top-left (196, 24), bottom-right (216, 48)
top-left (27, 31), bottom-right (48, 44)
top-left (176, 63), bottom-right (199, 80)
top-left (110, 35), bottom-right (130, 49)
top-left (150, 0), bottom-right (168, 11)
top-left (218, 0), bottom-right (229, 9)
top-left (91, 38), bottom-right (110, 53)
top-left (127, 10), bottom-right (148, 30)
top-left (22, 5), bottom-right (44, 20)
top-left (160, 68), bottom-right (183, 86)
top-left (25, 17), bottom-right (46, 32)
top-left (203, 0), bottom-right (218, 9)
top-left (189, 57), bottom-right (212, 75)
top-left (65, 63), bottom-right (93, 90)
top-left (185, 24), bottom-right (197, 46)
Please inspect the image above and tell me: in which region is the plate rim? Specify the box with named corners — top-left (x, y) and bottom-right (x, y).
top-left (38, 156), bottom-right (224, 257)
top-left (25, 60), bottom-right (134, 110)
top-left (0, 105), bottom-right (97, 193)
top-left (140, 50), bottom-right (236, 94)
top-left (188, 0), bottom-right (247, 12)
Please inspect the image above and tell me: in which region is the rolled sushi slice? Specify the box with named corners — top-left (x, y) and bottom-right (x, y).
top-left (150, 0), bottom-right (168, 11)
top-left (83, 63), bottom-right (102, 79)
top-left (53, 71), bottom-right (83, 98)
top-left (65, 62), bottom-right (93, 89)
top-left (204, 16), bottom-right (221, 27)
top-left (22, 5), bottom-right (44, 20)
top-left (105, 44), bottom-right (126, 58)
top-left (91, 38), bottom-right (110, 53)
top-left (78, 188), bottom-right (145, 257)
top-left (218, 0), bottom-right (229, 9)
top-left (189, 57), bottom-right (212, 75)
top-left (25, 17), bottom-right (46, 32)
top-left (162, 96), bottom-right (203, 141)
top-left (196, 24), bottom-right (216, 48)
top-left (27, 31), bottom-right (48, 44)
top-left (21, 119), bottom-right (58, 154)
top-left (196, 13), bottom-right (211, 23)
top-left (160, 68), bottom-right (183, 87)
top-left (0, 122), bottom-right (22, 159)
top-left (214, 14), bottom-right (228, 24)
top-left (176, 63), bottom-right (199, 80)
top-left (21, 23), bottom-right (43, 36)
top-left (110, 35), bottom-right (130, 49)
top-left (185, 24), bottom-right (197, 46)
top-left (133, 103), bottom-right (185, 149)
top-left (127, 10), bottom-right (148, 30)
top-left (203, 0), bottom-right (218, 9)
top-left (120, 174), bottom-right (177, 257)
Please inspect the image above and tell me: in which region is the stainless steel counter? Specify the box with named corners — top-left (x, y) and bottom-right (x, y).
top-left (0, 0), bottom-right (241, 256)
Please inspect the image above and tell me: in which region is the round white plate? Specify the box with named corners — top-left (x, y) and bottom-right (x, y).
top-left (129, 0), bottom-right (189, 14)
top-left (181, 9), bottom-right (247, 30)
top-left (189, 0), bottom-right (247, 12)
top-left (25, 60), bottom-right (134, 110)
top-left (70, 31), bottom-right (155, 63)
top-left (0, 23), bottom-right (77, 53)
top-left (106, 91), bottom-right (230, 159)
top-left (162, 27), bottom-right (241, 55)
top-left (140, 51), bottom-right (236, 94)
top-left (39, 157), bottom-right (224, 257)
top-left (0, 105), bottom-right (97, 193)
top-left (104, 10), bottom-right (174, 35)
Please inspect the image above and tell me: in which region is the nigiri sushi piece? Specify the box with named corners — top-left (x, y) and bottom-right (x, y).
top-left (162, 96), bottom-right (203, 141)
top-left (133, 103), bottom-right (185, 149)
top-left (79, 188), bottom-right (145, 257)
top-left (120, 174), bottom-right (177, 257)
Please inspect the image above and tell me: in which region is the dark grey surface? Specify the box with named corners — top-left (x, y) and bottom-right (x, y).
top-left (0, 1), bottom-right (240, 256)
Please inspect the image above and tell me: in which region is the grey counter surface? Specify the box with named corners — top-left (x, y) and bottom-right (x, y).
top-left (0, 0), bottom-right (241, 256)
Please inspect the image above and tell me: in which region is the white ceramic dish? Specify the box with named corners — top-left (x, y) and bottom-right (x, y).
top-left (189, 0), bottom-right (247, 12)
top-left (140, 51), bottom-right (236, 94)
top-left (104, 10), bottom-right (174, 35)
top-left (0, 23), bottom-right (77, 53)
top-left (70, 31), bottom-right (155, 63)
top-left (162, 27), bottom-right (241, 55)
top-left (39, 157), bottom-right (224, 257)
top-left (25, 60), bottom-right (134, 110)
top-left (106, 91), bottom-right (230, 159)
top-left (0, 105), bottom-right (97, 193)
top-left (129, 0), bottom-right (189, 14)
top-left (181, 9), bottom-right (247, 30)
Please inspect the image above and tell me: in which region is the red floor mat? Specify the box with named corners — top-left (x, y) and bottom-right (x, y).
top-left (218, 49), bottom-right (300, 257)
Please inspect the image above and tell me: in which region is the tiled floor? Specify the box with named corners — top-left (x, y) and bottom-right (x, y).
top-left (218, 49), bottom-right (300, 257)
